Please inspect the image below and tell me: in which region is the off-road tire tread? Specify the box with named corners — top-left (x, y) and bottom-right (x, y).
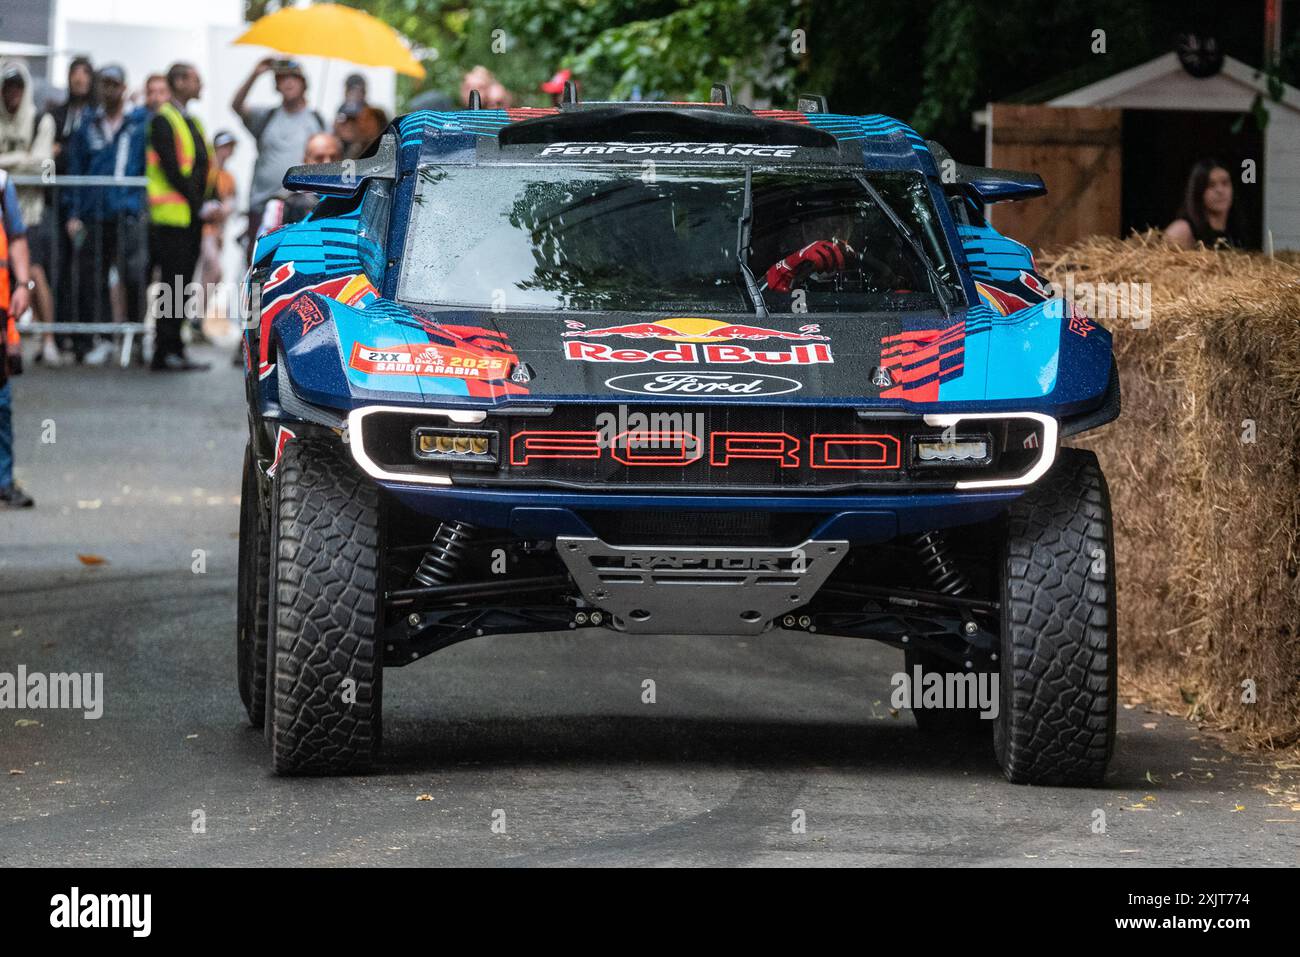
top-left (269, 439), bottom-right (382, 774)
top-left (996, 448), bottom-right (1116, 786)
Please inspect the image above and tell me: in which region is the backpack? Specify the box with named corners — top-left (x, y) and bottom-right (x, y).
top-left (252, 105), bottom-right (326, 143)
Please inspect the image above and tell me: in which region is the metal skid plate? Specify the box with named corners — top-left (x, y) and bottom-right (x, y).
top-left (556, 537), bottom-right (849, 635)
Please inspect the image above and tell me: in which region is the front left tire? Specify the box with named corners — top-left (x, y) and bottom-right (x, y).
top-left (266, 439), bottom-right (384, 774)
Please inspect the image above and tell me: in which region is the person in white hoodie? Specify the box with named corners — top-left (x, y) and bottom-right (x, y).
top-left (0, 61), bottom-right (60, 366)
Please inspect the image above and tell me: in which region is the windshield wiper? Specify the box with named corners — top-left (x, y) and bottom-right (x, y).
top-left (736, 167), bottom-right (768, 317)
top-left (851, 171), bottom-right (952, 320)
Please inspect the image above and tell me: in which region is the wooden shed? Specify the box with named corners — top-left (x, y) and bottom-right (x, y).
top-left (980, 53), bottom-right (1300, 252)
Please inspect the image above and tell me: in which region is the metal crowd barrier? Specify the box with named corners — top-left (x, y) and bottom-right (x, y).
top-left (10, 174), bottom-right (150, 368)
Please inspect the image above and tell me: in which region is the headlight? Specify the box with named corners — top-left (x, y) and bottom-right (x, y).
top-left (412, 427), bottom-right (498, 465)
top-left (911, 434), bottom-right (992, 466)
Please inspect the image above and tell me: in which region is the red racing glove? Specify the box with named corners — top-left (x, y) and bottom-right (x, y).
top-left (765, 239), bottom-right (857, 293)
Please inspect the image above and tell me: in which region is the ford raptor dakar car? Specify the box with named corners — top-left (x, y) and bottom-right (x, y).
top-left (236, 88), bottom-right (1121, 781)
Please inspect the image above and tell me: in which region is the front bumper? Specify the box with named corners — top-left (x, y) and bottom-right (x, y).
top-left (377, 482), bottom-right (1021, 546)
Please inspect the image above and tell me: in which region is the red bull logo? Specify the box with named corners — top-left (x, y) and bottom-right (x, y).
top-left (562, 317), bottom-right (833, 365)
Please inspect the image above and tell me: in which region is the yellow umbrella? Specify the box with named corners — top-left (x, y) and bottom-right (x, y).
top-left (234, 3), bottom-right (426, 79)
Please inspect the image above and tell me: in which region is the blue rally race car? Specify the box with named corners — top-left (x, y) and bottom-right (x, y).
top-left (237, 87), bottom-right (1120, 781)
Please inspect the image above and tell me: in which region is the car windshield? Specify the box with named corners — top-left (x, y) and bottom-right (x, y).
top-left (398, 163), bottom-right (962, 314)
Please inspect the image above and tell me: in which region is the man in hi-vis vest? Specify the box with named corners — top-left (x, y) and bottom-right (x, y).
top-left (145, 62), bottom-right (210, 371)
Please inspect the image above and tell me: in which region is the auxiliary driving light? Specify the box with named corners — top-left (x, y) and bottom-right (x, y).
top-left (412, 427), bottom-right (498, 465)
top-left (911, 434), bottom-right (992, 467)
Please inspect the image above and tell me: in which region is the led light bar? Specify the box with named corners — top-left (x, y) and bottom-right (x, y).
top-left (912, 434), bottom-right (992, 466)
top-left (412, 427), bottom-right (498, 465)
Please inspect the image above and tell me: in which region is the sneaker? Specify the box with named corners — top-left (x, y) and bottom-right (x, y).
top-left (0, 484), bottom-right (35, 508)
top-left (84, 340), bottom-right (115, 366)
top-left (39, 339), bottom-right (64, 367)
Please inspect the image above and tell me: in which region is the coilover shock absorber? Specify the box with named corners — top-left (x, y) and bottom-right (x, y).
top-left (911, 530), bottom-right (971, 596)
top-left (411, 521), bottom-right (478, 587)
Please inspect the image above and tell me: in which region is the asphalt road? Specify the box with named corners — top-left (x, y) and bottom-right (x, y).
top-left (1, 349), bottom-right (1297, 866)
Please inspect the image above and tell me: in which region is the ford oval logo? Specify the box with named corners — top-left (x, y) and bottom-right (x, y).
top-left (604, 372), bottom-right (804, 397)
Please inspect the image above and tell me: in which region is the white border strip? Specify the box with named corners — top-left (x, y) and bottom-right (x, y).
top-left (922, 412), bottom-right (1058, 490)
top-left (347, 405), bottom-right (489, 487)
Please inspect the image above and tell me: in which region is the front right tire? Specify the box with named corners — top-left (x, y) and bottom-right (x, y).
top-left (266, 439), bottom-right (384, 774)
top-left (994, 448), bottom-right (1117, 786)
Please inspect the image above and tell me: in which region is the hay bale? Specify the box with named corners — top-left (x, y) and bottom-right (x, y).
top-left (1040, 233), bottom-right (1300, 749)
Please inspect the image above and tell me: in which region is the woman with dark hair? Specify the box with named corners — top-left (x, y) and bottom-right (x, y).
top-left (1164, 158), bottom-right (1244, 249)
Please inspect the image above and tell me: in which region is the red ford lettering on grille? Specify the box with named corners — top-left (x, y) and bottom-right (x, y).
top-left (508, 430), bottom-right (901, 470)
top-left (510, 431), bottom-right (602, 465)
top-left (810, 434), bottom-right (901, 469)
top-left (709, 432), bottom-right (800, 468)
top-left (609, 431), bottom-right (703, 466)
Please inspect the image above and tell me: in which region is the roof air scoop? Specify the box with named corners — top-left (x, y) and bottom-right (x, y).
top-left (497, 106), bottom-right (837, 148)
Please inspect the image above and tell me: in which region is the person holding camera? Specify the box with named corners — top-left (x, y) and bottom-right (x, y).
top-left (232, 57), bottom-right (324, 265)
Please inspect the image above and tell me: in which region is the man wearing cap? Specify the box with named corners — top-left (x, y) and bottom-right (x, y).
top-left (232, 57), bottom-right (325, 265)
top-left (343, 73), bottom-right (368, 110)
top-left (333, 99), bottom-right (362, 158)
top-left (63, 64), bottom-right (148, 365)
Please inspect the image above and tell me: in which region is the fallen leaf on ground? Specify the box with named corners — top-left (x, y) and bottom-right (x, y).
top-left (416, 793), bottom-right (433, 802)
top-left (76, 554), bottom-right (107, 566)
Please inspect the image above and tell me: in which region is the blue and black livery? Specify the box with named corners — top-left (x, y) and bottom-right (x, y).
top-left (238, 92), bottom-right (1122, 783)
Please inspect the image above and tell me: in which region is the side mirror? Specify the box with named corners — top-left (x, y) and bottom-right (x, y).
top-left (282, 132), bottom-right (397, 197)
top-left (926, 139), bottom-right (1046, 204)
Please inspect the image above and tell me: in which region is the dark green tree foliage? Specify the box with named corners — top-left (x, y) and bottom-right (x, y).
top-left (340, 0), bottom-right (1297, 158)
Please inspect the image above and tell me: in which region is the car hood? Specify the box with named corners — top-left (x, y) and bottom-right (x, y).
top-left (272, 292), bottom-right (1113, 415)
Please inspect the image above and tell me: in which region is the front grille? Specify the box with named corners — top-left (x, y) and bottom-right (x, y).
top-left (359, 404), bottom-right (1042, 493)
top-left (495, 404), bottom-right (914, 491)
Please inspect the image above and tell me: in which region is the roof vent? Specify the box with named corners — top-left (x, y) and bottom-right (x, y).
top-left (467, 89), bottom-right (482, 110)
top-left (796, 93), bottom-right (829, 114)
top-left (497, 105), bottom-right (837, 148)
top-left (561, 79), bottom-right (579, 105)
top-left (710, 83), bottom-right (734, 106)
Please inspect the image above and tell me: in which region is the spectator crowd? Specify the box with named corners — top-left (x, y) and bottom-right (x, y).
top-left (0, 54), bottom-right (371, 508)
top-left (0, 52), bottom-right (545, 509)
